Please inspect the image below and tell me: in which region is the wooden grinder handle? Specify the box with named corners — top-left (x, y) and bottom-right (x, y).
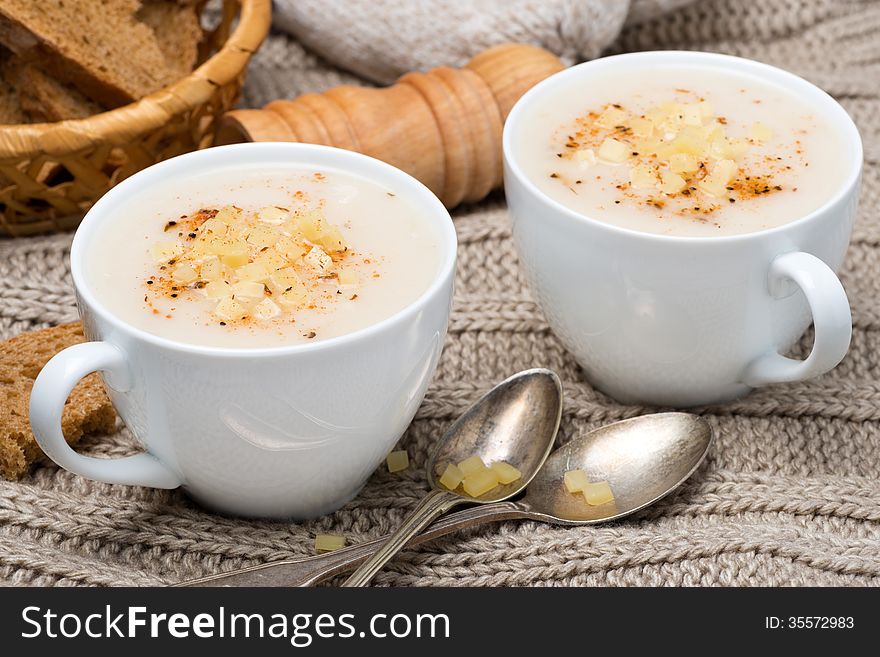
top-left (216, 43), bottom-right (564, 207)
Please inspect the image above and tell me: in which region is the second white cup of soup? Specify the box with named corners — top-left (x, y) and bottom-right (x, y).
top-left (503, 51), bottom-right (862, 406)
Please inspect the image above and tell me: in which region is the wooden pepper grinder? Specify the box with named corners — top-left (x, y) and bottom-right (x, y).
top-left (216, 43), bottom-right (565, 208)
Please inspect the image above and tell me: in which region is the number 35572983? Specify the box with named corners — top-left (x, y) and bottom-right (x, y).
top-left (765, 617), bottom-right (854, 629)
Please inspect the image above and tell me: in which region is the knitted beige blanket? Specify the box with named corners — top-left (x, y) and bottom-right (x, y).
top-left (2, 0), bottom-right (879, 586)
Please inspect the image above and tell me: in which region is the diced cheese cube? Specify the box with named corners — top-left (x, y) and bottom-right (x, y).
top-left (710, 137), bottom-right (747, 161)
top-left (597, 137), bottom-right (629, 163)
top-left (634, 138), bottom-right (664, 158)
top-left (338, 268), bottom-right (358, 287)
top-left (222, 254), bottom-right (248, 268)
top-left (150, 241), bottom-right (182, 263)
top-left (278, 286), bottom-right (308, 309)
top-left (318, 226), bottom-right (347, 253)
top-left (582, 481), bottom-right (614, 506)
top-left (199, 257), bottom-right (223, 281)
top-left (253, 248), bottom-right (288, 273)
top-left (699, 158), bottom-right (738, 197)
top-left (682, 103), bottom-right (703, 126)
top-left (235, 262), bottom-right (269, 283)
top-left (296, 210), bottom-right (327, 242)
top-left (462, 468), bottom-right (501, 497)
top-left (304, 246), bottom-right (333, 272)
top-left (573, 148), bottom-right (597, 166)
top-left (660, 170), bottom-right (687, 194)
top-left (667, 126), bottom-right (707, 156)
top-left (490, 461), bottom-right (522, 485)
top-left (257, 206), bottom-right (289, 224)
top-left (699, 180), bottom-right (726, 199)
top-left (279, 219), bottom-right (302, 237)
top-left (275, 236), bottom-right (307, 262)
top-left (200, 218), bottom-right (228, 237)
top-left (668, 153), bottom-right (700, 175)
top-left (457, 455), bottom-right (487, 476)
top-left (252, 297), bottom-right (281, 321)
top-left (630, 163), bottom-right (659, 190)
top-left (214, 206), bottom-right (242, 225)
top-left (231, 280), bottom-right (265, 299)
top-left (314, 534), bottom-right (345, 553)
top-left (563, 469), bottom-right (591, 493)
top-left (386, 450), bottom-right (409, 473)
top-left (204, 280), bottom-right (232, 299)
top-left (595, 106), bottom-right (628, 129)
top-left (211, 237), bottom-right (248, 267)
top-left (646, 107), bottom-right (670, 129)
top-left (197, 237), bottom-right (222, 256)
top-left (214, 296), bottom-right (247, 321)
top-left (213, 237), bottom-right (246, 255)
top-left (246, 225), bottom-right (279, 248)
top-left (171, 263), bottom-right (198, 284)
top-left (656, 102), bottom-right (685, 134)
top-left (438, 463), bottom-right (464, 490)
top-left (268, 266), bottom-right (303, 295)
top-left (630, 117), bottom-right (654, 138)
top-left (189, 239), bottom-right (212, 259)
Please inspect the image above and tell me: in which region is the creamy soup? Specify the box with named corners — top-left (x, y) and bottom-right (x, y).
top-left (87, 164), bottom-right (442, 348)
top-left (515, 65), bottom-right (847, 236)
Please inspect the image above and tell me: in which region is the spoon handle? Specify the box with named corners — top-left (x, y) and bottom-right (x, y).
top-left (175, 500), bottom-right (526, 587)
top-left (343, 489), bottom-right (462, 587)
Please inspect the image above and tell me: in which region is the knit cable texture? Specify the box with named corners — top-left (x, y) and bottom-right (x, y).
top-left (1, 0), bottom-right (879, 586)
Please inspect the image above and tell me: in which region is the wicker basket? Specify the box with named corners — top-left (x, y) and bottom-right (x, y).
top-left (0, 0), bottom-right (271, 237)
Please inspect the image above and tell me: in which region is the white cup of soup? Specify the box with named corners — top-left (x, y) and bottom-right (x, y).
top-left (29, 143), bottom-right (457, 519)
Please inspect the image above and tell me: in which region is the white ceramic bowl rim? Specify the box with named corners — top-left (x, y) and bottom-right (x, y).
top-left (71, 142), bottom-right (457, 358)
top-left (503, 50), bottom-right (864, 244)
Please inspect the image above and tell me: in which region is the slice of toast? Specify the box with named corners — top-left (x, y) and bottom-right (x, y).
top-left (0, 322), bottom-right (116, 480)
top-left (3, 58), bottom-right (102, 122)
top-left (0, 75), bottom-right (25, 124)
top-left (138, 0), bottom-right (203, 82)
top-left (0, 49), bottom-right (26, 124)
top-left (0, 0), bottom-right (194, 107)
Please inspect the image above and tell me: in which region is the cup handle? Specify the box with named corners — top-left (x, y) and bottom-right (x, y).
top-left (742, 251), bottom-right (851, 387)
top-left (29, 341), bottom-right (182, 488)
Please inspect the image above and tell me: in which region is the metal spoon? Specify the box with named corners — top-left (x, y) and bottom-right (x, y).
top-left (178, 411), bottom-right (712, 587)
top-left (343, 368), bottom-right (563, 586)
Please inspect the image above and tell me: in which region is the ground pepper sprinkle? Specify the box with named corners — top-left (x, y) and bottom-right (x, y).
top-left (143, 204), bottom-right (371, 326)
top-left (549, 91), bottom-right (802, 224)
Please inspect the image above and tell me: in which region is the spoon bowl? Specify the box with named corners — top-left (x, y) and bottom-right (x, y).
top-left (427, 368), bottom-right (563, 503)
top-left (521, 412), bottom-right (713, 523)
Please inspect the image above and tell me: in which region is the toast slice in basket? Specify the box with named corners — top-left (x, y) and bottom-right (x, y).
top-left (0, 0), bottom-right (202, 108)
top-left (1, 56), bottom-right (101, 122)
top-left (138, 0), bottom-right (203, 83)
top-left (0, 71), bottom-right (25, 124)
top-left (0, 47), bottom-right (27, 124)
